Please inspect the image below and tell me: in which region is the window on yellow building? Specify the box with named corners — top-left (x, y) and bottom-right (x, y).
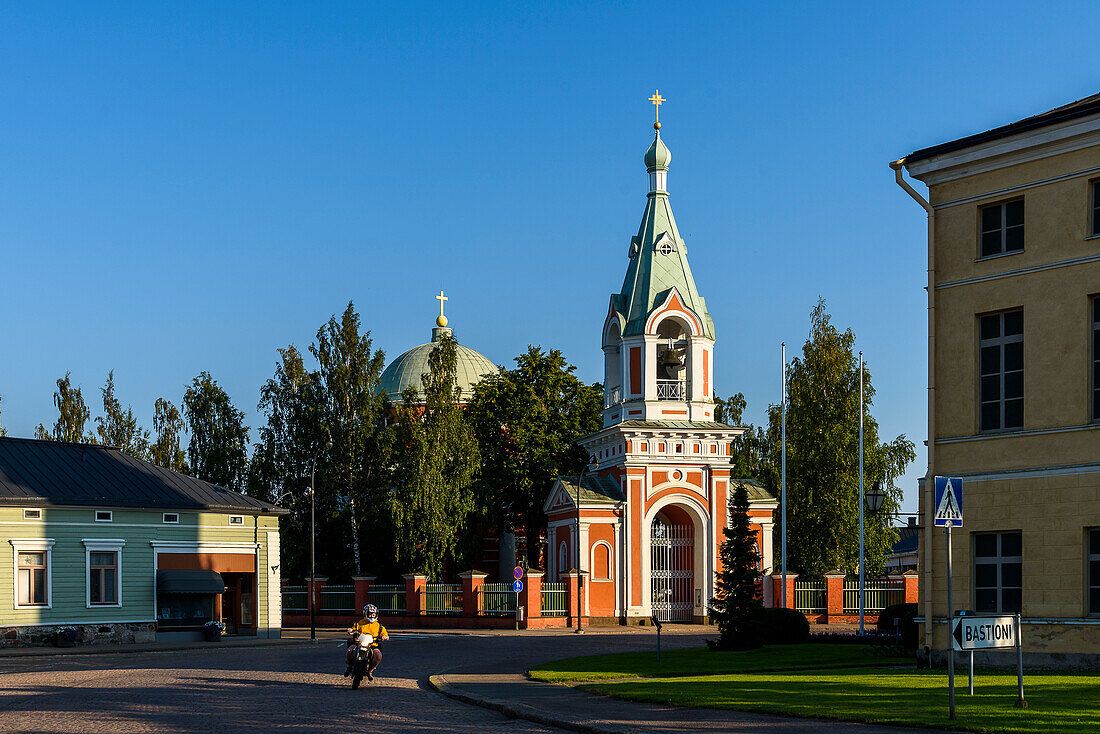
top-left (1088, 529), bottom-right (1099, 616)
top-left (1091, 181), bottom-right (1100, 238)
top-left (1093, 297), bottom-right (1099, 422)
top-left (974, 531), bottom-right (1022, 613)
top-left (979, 310), bottom-right (1023, 431)
top-left (979, 200), bottom-right (1024, 257)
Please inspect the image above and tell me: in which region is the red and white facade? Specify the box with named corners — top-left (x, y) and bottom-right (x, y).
top-left (544, 124), bottom-right (777, 623)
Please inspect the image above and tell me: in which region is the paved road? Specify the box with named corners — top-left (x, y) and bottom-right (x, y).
top-left (0, 629), bottom-right (706, 733)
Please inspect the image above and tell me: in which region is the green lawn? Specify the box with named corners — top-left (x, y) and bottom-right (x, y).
top-left (581, 667), bottom-right (1099, 734)
top-left (528, 643), bottom-right (909, 683)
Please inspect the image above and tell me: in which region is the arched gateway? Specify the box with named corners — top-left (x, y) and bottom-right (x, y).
top-left (543, 106), bottom-right (777, 624)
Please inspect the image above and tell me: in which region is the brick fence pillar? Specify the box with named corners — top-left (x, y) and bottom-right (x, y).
top-left (770, 573), bottom-right (798, 609)
top-left (521, 571), bottom-right (543, 622)
top-left (459, 570), bottom-right (488, 617)
top-left (902, 570), bottom-right (919, 604)
top-left (353, 575), bottom-right (376, 615)
top-left (564, 570), bottom-right (588, 628)
top-left (403, 573), bottom-right (427, 616)
top-left (308, 575), bottom-right (329, 615)
top-left (824, 572), bottom-right (846, 621)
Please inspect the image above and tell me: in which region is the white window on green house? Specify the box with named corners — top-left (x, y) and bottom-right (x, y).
top-left (1088, 529), bottom-right (1100, 616)
top-left (163, 513), bottom-right (179, 524)
top-left (95, 510), bottom-right (112, 522)
top-left (974, 531), bottom-right (1022, 613)
top-left (13, 539), bottom-right (54, 608)
top-left (83, 539), bottom-right (125, 608)
top-left (23, 508), bottom-right (41, 520)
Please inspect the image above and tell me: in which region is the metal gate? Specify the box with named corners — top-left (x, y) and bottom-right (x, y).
top-left (650, 517), bottom-right (694, 622)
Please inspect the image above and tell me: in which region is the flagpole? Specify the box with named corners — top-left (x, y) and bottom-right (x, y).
top-left (781, 342), bottom-right (787, 608)
top-left (858, 350), bottom-right (865, 635)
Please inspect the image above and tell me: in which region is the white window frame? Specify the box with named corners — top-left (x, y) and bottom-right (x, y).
top-left (978, 198), bottom-right (1024, 258)
top-left (23, 508), bottom-right (41, 520)
top-left (1093, 297), bottom-right (1100, 423)
top-left (1088, 528), bottom-right (1099, 617)
top-left (162, 513), bottom-right (179, 524)
top-left (1091, 180), bottom-right (1100, 238)
top-left (979, 310), bottom-right (1024, 432)
top-left (95, 510), bottom-right (113, 522)
top-left (10, 538), bottom-right (55, 609)
top-left (83, 539), bottom-right (125, 608)
top-left (228, 515), bottom-right (245, 526)
top-left (974, 531), bottom-right (1022, 614)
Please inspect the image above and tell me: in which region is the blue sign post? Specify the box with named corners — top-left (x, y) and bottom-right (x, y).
top-left (934, 476), bottom-right (964, 720)
top-left (512, 579), bottom-right (523, 593)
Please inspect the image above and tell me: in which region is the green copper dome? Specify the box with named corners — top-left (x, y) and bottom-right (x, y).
top-left (644, 132), bottom-right (671, 170)
top-left (378, 326), bottom-right (497, 404)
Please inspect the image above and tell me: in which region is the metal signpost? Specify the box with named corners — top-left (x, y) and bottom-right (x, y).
top-left (933, 476), bottom-right (963, 720)
top-left (513, 567), bottom-right (524, 631)
top-left (951, 613), bottom-right (1026, 708)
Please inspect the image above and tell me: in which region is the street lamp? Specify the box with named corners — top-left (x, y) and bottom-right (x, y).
top-left (574, 452), bottom-right (599, 633)
top-left (866, 481), bottom-right (886, 515)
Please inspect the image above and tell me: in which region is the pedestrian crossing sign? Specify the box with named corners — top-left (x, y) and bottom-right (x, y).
top-left (934, 476), bottom-right (963, 527)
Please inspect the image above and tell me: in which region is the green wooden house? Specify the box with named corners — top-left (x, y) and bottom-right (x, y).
top-left (0, 437), bottom-right (286, 646)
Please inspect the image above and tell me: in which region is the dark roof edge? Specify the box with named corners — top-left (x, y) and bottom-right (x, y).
top-left (904, 92), bottom-right (1100, 164)
top-left (0, 496), bottom-right (289, 515)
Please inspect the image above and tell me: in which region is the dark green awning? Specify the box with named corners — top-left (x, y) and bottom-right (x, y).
top-left (156, 570), bottom-right (224, 594)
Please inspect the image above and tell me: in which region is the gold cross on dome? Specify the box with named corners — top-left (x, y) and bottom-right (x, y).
top-left (436, 290), bottom-right (448, 319)
top-left (648, 90), bottom-right (666, 124)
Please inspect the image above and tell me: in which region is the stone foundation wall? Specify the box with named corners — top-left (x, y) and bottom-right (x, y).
top-left (1, 622), bottom-right (157, 648)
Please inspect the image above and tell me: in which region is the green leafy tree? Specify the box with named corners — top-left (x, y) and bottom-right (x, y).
top-left (310, 302), bottom-right (389, 576)
top-left (34, 373), bottom-right (93, 443)
top-left (150, 397), bottom-right (188, 471)
top-left (467, 346), bottom-right (602, 564)
top-left (95, 371), bottom-right (150, 457)
top-left (389, 333), bottom-right (480, 578)
top-left (764, 299), bottom-right (915, 578)
top-left (714, 392), bottom-right (768, 481)
top-left (183, 371), bottom-right (249, 492)
top-left (248, 345), bottom-right (326, 582)
top-left (709, 481), bottom-right (764, 650)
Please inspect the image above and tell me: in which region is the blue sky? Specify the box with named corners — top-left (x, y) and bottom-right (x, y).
top-left (2, 2), bottom-right (1098, 511)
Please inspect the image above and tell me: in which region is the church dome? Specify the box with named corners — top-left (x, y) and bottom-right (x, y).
top-left (644, 133), bottom-right (672, 170)
top-left (378, 298), bottom-right (497, 404)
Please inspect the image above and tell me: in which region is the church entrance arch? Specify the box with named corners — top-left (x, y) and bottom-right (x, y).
top-left (650, 508), bottom-right (694, 622)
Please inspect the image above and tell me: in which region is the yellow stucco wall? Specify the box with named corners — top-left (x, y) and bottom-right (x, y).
top-left (913, 136), bottom-right (1100, 656)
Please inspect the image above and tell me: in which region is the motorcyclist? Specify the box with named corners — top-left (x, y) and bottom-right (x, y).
top-left (344, 604), bottom-right (389, 681)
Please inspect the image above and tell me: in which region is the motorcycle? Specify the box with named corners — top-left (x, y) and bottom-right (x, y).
top-left (345, 632), bottom-right (381, 689)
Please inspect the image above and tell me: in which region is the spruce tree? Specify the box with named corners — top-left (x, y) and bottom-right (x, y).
top-left (710, 481), bottom-right (763, 650)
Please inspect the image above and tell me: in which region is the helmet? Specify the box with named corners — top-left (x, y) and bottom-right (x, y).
top-left (363, 604), bottom-right (379, 621)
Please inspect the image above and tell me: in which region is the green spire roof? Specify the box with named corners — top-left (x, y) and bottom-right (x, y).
top-left (613, 131), bottom-right (714, 338)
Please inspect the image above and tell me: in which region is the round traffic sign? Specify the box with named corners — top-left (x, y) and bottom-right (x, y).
top-left (513, 566), bottom-right (523, 580)
top-left (512, 579), bottom-right (523, 593)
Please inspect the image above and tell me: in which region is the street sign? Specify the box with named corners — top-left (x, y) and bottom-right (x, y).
top-left (934, 476), bottom-right (963, 527)
top-left (512, 579), bottom-right (523, 593)
top-left (513, 566), bottom-right (523, 580)
top-left (952, 615), bottom-right (1017, 651)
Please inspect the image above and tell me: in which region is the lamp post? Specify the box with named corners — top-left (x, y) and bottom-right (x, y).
top-left (574, 453), bottom-right (599, 633)
top-left (309, 457), bottom-right (317, 642)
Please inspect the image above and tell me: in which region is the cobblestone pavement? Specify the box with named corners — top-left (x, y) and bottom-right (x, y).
top-left (0, 629), bottom-right (708, 733)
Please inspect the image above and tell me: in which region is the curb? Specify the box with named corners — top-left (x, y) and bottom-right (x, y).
top-left (428, 673), bottom-right (619, 734)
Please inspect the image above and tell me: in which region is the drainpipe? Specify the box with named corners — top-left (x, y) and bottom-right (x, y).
top-left (891, 158), bottom-right (935, 651)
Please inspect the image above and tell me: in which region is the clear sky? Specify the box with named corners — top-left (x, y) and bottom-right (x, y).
top-left (2, 2), bottom-right (1098, 512)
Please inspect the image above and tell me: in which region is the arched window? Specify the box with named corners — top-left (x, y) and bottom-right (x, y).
top-left (592, 543), bottom-right (613, 581)
top-left (558, 541), bottom-right (568, 578)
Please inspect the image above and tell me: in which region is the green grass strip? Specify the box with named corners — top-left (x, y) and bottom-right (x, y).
top-left (528, 643), bottom-right (909, 683)
top-left (580, 667), bottom-right (1100, 734)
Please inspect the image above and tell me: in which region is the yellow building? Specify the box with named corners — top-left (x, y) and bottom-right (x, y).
top-left (893, 92), bottom-right (1100, 666)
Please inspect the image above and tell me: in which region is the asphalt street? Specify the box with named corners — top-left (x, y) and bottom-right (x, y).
top-left (0, 629), bottom-right (707, 733)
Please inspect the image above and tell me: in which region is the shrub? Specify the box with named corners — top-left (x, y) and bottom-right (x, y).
top-left (877, 602), bottom-right (918, 650)
top-left (758, 607), bottom-right (810, 644)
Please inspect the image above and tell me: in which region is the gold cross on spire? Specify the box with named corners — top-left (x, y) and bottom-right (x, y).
top-left (435, 290), bottom-right (449, 327)
top-left (648, 90), bottom-right (666, 129)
